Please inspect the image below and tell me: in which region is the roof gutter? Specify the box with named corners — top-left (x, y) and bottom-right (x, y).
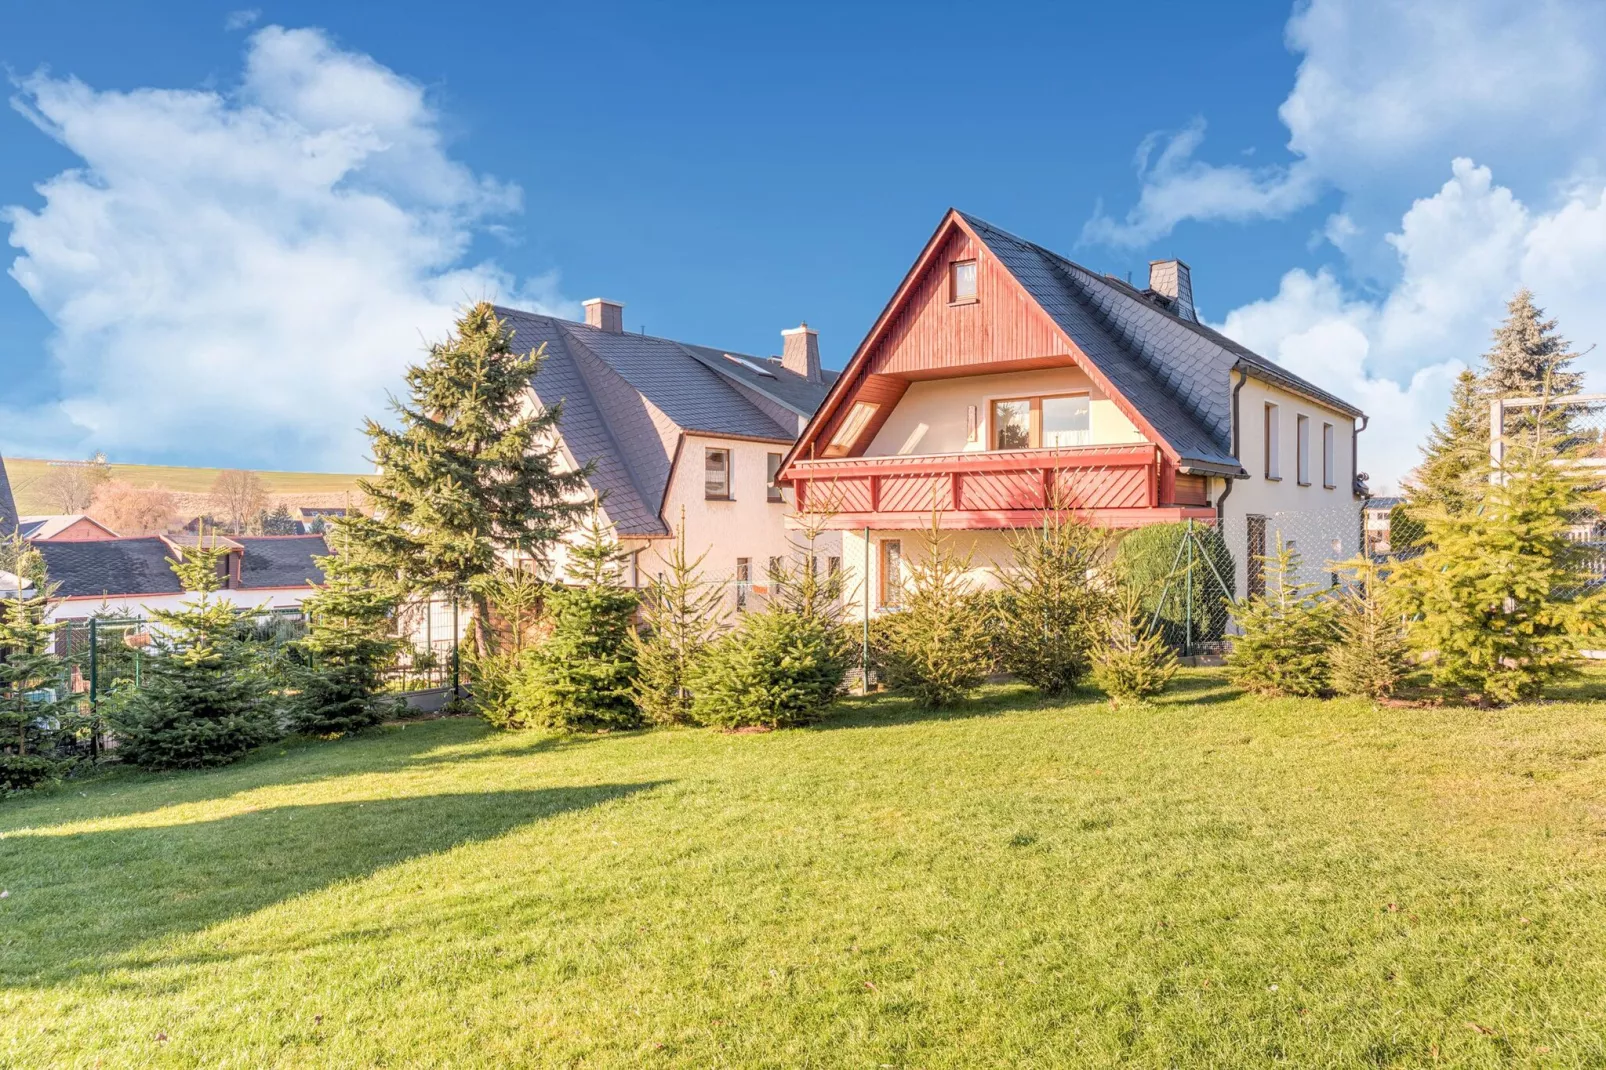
top-left (1218, 366), bottom-right (1249, 523)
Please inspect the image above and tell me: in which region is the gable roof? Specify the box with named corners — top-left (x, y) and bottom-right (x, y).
top-left (236, 535), bottom-right (327, 589)
top-left (36, 538), bottom-right (183, 598)
top-left (786, 210), bottom-right (1362, 476)
top-left (493, 307), bottom-right (836, 537)
top-left (0, 457), bottom-right (16, 535)
top-left (18, 515), bottom-right (120, 540)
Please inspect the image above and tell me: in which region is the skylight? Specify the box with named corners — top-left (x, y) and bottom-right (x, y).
top-left (723, 353), bottom-right (775, 377)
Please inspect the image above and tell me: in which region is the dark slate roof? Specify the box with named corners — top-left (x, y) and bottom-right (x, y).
top-left (1365, 495), bottom-right (1406, 510)
top-left (37, 538), bottom-right (182, 598)
top-left (0, 456), bottom-right (17, 535)
top-left (237, 535), bottom-right (327, 589)
top-left (958, 212), bottom-right (1363, 472)
top-left (493, 307), bottom-right (835, 537)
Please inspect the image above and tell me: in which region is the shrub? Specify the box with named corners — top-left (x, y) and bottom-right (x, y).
top-left (1, 552), bottom-right (73, 786)
top-left (0, 754), bottom-right (60, 793)
top-left (1329, 556), bottom-right (1410, 701)
top-left (1225, 538), bottom-right (1336, 698)
top-left (1113, 521), bottom-right (1234, 647)
top-left (871, 523), bottom-right (993, 707)
top-left (1092, 584), bottom-right (1177, 704)
top-left (995, 512), bottom-right (1113, 696)
top-left (690, 609), bottom-right (851, 729)
top-left (289, 547), bottom-right (402, 735)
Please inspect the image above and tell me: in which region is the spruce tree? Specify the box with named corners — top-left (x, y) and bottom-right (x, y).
top-left (996, 511), bottom-right (1113, 696)
top-left (515, 511), bottom-right (639, 731)
top-left (1390, 396), bottom-right (1606, 704)
top-left (1091, 581), bottom-right (1178, 705)
top-left (1406, 369), bottom-right (1487, 518)
top-left (0, 563), bottom-right (69, 791)
top-left (1480, 289), bottom-right (1584, 401)
top-left (342, 302), bottom-right (590, 655)
top-left (1329, 555), bottom-right (1410, 700)
top-left (1225, 538), bottom-right (1336, 698)
top-left (110, 540), bottom-right (279, 768)
top-left (872, 520), bottom-right (993, 707)
top-left (632, 513), bottom-right (728, 725)
top-left (290, 545), bottom-right (402, 735)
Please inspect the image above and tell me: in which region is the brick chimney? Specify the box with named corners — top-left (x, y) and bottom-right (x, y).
top-left (781, 323), bottom-right (821, 383)
top-left (1147, 260), bottom-right (1196, 322)
top-left (583, 298), bottom-right (624, 333)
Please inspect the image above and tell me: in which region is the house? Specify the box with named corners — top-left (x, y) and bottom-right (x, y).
top-left (33, 533), bottom-right (328, 626)
top-left (0, 455), bottom-right (17, 535)
top-left (18, 514), bottom-right (121, 542)
top-left (777, 209), bottom-right (1367, 617)
top-left (494, 300), bottom-right (840, 608)
top-left (1363, 496), bottom-right (1406, 556)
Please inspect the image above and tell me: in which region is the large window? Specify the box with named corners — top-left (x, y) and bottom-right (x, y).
top-left (1264, 403), bottom-right (1281, 480)
top-left (705, 447), bottom-right (731, 499)
top-left (991, 394), bottom-right (1090, 450)
top-left (824, 401), bottom-right (878, 457)
top-left (1322, 422), bottom-right (1336, 488)
top-left (1296, 414), bottom-right (1311, 486)
top-left (951, 259), bottom-right (978, 302)
top-left (880, 539), bottom-right (904, 608)
top-left (766, 452), bottom-right (784, 502)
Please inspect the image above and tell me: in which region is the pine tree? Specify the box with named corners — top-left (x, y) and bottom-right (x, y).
top-left (0, 566), bottom-right (70, 791)
top-left (1406, 369), bottom-right (1487, 518)
top-left (1480, 289), bottom-right (1584, 401)
top-left (995, 511), bottom-right (1113, 696)
top-left (1329, 555), bottom-right (1410, 700)
top-left (514, 511), bottom-right (639, 731)
top-left (110, 539), bottom-right (279, 768)
top-left (290, 545), bottom-right (402, 735)
top-left (1390, 395), bottom-right (1606, 704)
top-left (341, 302), bottom-right (591, 655)
top-left (872, 520), bottom-right (993, 707)
top-left (1091, 581), bottom-right (1178, 705)
top-left (1225, 538), bottom-right (1336, 698)
top-left (632, 512), bottom-right (728, 725)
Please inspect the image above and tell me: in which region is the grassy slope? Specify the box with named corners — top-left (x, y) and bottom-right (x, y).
top-left (3, 670), bottom-right (1606, 1067)
top-left (3, 457), bottom-right (365, 513)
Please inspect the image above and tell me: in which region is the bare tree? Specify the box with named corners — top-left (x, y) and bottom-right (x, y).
top-left (89, 482), bottom-right (178, 536)
top-left (210, 469), bottom-right (267, 534)
top-left (39, 455), bottom-right (111, 513)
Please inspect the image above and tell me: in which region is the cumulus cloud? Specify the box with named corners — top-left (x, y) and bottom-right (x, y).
top-left (224, 9), bottom-right (261, 31)
top-left (1213, 159), bottom-right (1606, 491)
top-left (3, 25), bottom-right (574, 468)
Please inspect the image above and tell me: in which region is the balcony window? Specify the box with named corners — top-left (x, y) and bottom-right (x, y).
top-left (705, 448), bottom-right (731, 499)
top-left (992, 393), bottom-right (1090, 450)
top-left (823, 401), bottom-right (878, 458)
top-left (951, 259), bottom-right (978, 302)
top-left (766, 452), bottom-right (784, 502)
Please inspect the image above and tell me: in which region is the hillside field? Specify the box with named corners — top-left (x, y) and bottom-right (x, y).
top-left (3, 456), bottom-right (367, 515)
top-left (4, 669), bottom-right (1606, 1066)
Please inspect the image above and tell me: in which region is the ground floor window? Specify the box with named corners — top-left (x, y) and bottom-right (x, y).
top-left (735, 557), bottom-right (751, 611)
top-left (879, 539), bottom-right (904, 608)
top-left (1246, 514), bottom-right (1267, 598)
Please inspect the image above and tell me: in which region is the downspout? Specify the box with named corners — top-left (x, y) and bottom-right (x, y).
top-left (1217, 367), bottom-right (1249, 524)
top-left (1353, 412), bottom-right (1370, 555)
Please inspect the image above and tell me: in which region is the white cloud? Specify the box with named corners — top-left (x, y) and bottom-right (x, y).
top-left (3, 26), bottom-right (573, 469)
top-left (225, 9), bottom-right (261, 31)
top-left (1214, 159), bottom-right (1606, 491)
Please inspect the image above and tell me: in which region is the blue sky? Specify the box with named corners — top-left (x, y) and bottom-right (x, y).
top-left (4, 0), bottom-right (1605, 489)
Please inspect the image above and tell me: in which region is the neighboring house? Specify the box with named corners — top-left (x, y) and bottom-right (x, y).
top-left (34, 533), bottom-right (328, 625)
top-left (297, 506), bottom-right (348, 533)
top-left (0, 455), bottom-right (17, 535)
top-left (778, 209), bottom-right (1368, 617)
top-left (18, 514), bottom-right (121, 542)
top-left (494, 300), bottom-right (840, 607)
top-left (1363, 496), bottom-right (1406, 556)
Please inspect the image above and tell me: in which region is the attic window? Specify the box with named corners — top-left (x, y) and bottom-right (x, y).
top-left (823, 401), bottom-right (878, 457)
top-left (951, 260), bottom-right (978, 303)
top-left (723, 353), bottom-right (775, 378)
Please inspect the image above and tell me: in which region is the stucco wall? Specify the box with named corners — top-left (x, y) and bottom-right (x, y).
top-left (839, 527), bottom-right (1018, 622)
top-left (864, 368), bottom-right (1144, 457)
top-left (46, 588), bottom-right (310, 624)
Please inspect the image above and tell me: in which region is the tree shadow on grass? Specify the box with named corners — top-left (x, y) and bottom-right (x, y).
top-left (0, 781), bottom-right (665, 987)
top-left (818, 681), bottom-right (1107, 731)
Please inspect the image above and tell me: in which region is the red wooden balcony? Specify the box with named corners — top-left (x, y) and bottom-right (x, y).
top-left (785, 444), bottom-right (1216, 530)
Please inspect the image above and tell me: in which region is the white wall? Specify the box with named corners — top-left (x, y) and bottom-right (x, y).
top-left (46, 588), bottom-right (310, 625)
top-left (865, 367), bottom-right (1144, 457)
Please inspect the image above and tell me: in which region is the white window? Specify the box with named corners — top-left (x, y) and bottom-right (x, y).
top-left (880, 539), bottom-right (904, 608)
top-left (1322, 422), bottom-right (1336, 488)
top-left (824, 401), bottom-right (877, 457)
top-left (991, 393), bottom-right (1090, 450)
top-left (1264, 404), bottom-right (1281, 480)
top-left (1041, 395), bottom-right (1091, 447)
top-left (951, 259), bottom-right (978, 302)
top-left (1296, 414), bottom-right (1311, 486)
top-left (735, 557), bottom-right (751, 611)
top-left (766, 452), bottom-right (784, 502)
top-left (705, 448), bottom-right (731, 499)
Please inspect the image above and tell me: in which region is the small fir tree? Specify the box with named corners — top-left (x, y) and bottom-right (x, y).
top-left (1225, 538), bottom-right (1337, 698)
top-left (260, 502), bottom-right (299, 535)
top-left (1328, 555), bottom-right (1410, 700)
top-left (110, 539), bottom-right (279, 768)
top-left (632, 512), bottom-right (728, 725)
top-left (467, 562), bottom-right (549, 729)
top-left (872, 519), bottom-right (993, 707)
top-left (1091, 581), bottom-right (1177, 705)
top-left (996, 510), bottom-right (1113, 696)
top-left (1390, 394), bottom-right (1606, 703)
top-left (341, 302), bottom-right (591, 655)
top-left (514, 511), bottom-right (640, 731)
top-left (0, 561), bottom-right (70, 791)
top-left (1406, 369), bottom-right (1487, 519)
top-left (290, 545), bottom-right (402, 735)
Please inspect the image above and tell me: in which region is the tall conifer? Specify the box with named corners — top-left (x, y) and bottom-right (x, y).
top-left (1406, 369), bottom-right (1487, 517)
top-left (632, 512), bottom-right (728, 725)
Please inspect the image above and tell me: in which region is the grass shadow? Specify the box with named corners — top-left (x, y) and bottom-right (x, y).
top-left (818, 680), bottom-right (1107, 731)
top-left (0, 781), bottom-right (665, 987)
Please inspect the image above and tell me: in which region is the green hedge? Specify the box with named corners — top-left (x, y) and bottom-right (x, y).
top-left (1113, 522), bottom-right (1235, 649)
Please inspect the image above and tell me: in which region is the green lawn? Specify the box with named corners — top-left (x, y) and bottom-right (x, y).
top-left (4, 670), bottom-right (1606, 1067)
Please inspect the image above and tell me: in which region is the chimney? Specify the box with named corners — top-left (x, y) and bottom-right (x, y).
top-left (583, 297), bottom-right (624, 333)
top-left (1147, 260), bottom-right (1196, 322)
top-left (781, 322), bottom-right (822, 383)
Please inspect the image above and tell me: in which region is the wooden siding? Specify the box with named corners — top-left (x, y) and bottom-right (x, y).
top-left (809, 374), bottom-right (907, 460)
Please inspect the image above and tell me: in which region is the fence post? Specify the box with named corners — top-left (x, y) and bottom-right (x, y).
top-left (450, 596), bottom-right (461, 699)
top-left (861, 526), bottom-right (870, 696)
top-left (88, 618), bottom-right (100, 761)
top-left (1184, 520), bottom-right (1194, 658)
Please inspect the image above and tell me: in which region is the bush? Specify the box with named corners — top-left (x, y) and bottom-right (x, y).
top-left (690, 609), bottom-right (851, 729)
top-left (995, 513), bottom-right (1112, 696)
top-left (1092, 585), bottom-right (1177, 704)
top-left (1225, 538), bottom-right (1336, 698)
top-left (0, 754), bottom-right (60, 793)
top-left (289, 547), bottom-right (402, 735)
top-left (871, 524), bottom-right (993, 707)
top-left (1113, 522), bottom-right (1234, 647)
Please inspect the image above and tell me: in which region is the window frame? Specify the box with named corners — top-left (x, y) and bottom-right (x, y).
top-left (1296, 414), bottom-right (1311, 486)
top-left (989, 392), bottom-right (1092, 451)
top-left (1264, 403), bottom-right (1281, 481)
top-left (704, 447), bottom-right (732, 500)
top-left (950, 259), bottom-right (979, 304)
top-left (1322, 422), bottom-right (1336, 489)
top-left (734, 557), bottom-right (751, 612)
top-left (823, 401), bottom-right (878, 458)
top-left (766, 452), bottom-right (784, 503)
top-left (879, 539), bottom-right (904, 609)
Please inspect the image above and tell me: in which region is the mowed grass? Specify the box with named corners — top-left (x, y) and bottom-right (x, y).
top-left (3, 456), bottom-right (365, 512)
top-left (4, 670), bottom-right (1606, 1067)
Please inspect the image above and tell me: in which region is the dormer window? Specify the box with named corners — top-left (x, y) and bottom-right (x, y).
top-left (950, 259), bottom-right (978, 303)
